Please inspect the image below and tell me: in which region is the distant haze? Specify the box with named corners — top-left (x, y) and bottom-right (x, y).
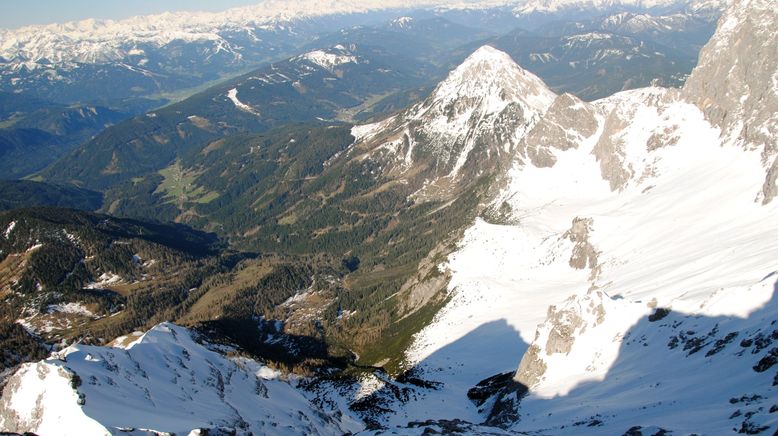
top-left (0, 0), bottom-right (263, 29)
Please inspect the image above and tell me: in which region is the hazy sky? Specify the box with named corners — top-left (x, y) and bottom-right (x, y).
top-left (0, 1), bottom-right (264, 29)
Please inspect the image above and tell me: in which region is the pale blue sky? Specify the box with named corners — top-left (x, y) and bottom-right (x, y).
top-left (1, 1), bottom-right (263, 29)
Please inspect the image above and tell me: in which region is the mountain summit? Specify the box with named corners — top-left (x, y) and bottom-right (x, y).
top-left (422, 45), bottom-right (555, 124)
top-left (352, 45), bottom-right (556, 197)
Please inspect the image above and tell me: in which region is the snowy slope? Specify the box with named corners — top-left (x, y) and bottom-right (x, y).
top-left (392, 93), bottom-right (778, 433)
top-left (396, 0), bottom-right (777, 432)
top-left (0, 0), bottom-right (772, 433)
top-left (0, 323), bottom-right (356, 435)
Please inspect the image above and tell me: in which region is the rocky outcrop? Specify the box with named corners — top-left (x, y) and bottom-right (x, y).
top-left (563, 217), bottom-right (599, 271)
top-left (519, 93), bottom-right (599, 168)
top-left (513, 344), bottom-right (547, 389)
top-left (592, 88), bottom-right (667, 191)
top-left (0, 361), bottom-right (103, 434)
top-left (512, 289), bottom-right (610, 390)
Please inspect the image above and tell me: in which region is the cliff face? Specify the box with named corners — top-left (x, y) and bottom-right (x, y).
top-left (682, 0), bottom-right (778, 202)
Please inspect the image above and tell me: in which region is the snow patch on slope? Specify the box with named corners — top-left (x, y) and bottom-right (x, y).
top-left (85, 272), bottom-right (122, 289)
top-left (3, 221), bottom-right (16, 239)
top-left (46, 303), bottom-right (95, 318)
top-left (226, 88), bottom-right (261, 116)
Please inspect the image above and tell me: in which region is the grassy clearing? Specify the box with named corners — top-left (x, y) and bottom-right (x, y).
top-left (155, 160), bottom-right (220, 206)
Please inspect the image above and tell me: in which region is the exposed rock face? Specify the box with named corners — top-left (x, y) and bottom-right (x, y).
top-left (544, 303), bottom-right (586, 356)
top-left (396, 243), bottom-right (451, 319)
top-left (563, 217), bottom-right (598, 270)
top-left (519, 93), bottom-right (599, 168)
top-left (591, 88), bottom-right (667, 191)
top-left (513, 289), bottom-right (610, 391)
top-left (513, 344), bottom-right (547, 389)
top-left (682, 0), bottom-right (778, 202)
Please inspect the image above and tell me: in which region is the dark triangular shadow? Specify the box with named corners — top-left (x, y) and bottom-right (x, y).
top-left (346, 318), bottom-right (529, 430)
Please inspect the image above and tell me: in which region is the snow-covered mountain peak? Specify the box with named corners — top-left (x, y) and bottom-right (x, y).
top-left (351, 45), bottom-right (556, 186)
top-left (389, 16), bottom-right (415, 29)
top-left (294, 45), bottom-right (360, 72)
top-left (422, 45), bottom-right (556, 127)
top-left (414, 45), bottom-right (556, 176)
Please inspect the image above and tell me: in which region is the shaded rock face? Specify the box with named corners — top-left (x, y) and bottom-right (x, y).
top-left (470, 373), bottom-right (529, 429)
top-left (519, 93), bottom-right (599, 168)
top-left (682, 0), bottom-right (778, 202)
top-left (467, 372), bottom-right (520, 408)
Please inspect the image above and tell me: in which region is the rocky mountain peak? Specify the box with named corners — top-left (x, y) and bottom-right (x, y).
top-left (351, 46), bottom-right (556, 197)
top-left (423, 45), bottom-right (556, 122)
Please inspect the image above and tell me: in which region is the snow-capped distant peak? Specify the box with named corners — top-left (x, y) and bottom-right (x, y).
top-left (390, 16), bottom-right (415, 29)
top-left (296, 48), bottom-right (359, 72)
top-left (513, 0), bottom-right (725, 15)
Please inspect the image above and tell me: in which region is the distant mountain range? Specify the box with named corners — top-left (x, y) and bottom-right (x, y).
top-left (0, 0), bottom-right (724, 106)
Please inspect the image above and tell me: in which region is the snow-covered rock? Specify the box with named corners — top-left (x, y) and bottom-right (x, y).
top-left (0, 323), bottom-right (355, 435)
top-left (297, 50), bottom-right (359, 72)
